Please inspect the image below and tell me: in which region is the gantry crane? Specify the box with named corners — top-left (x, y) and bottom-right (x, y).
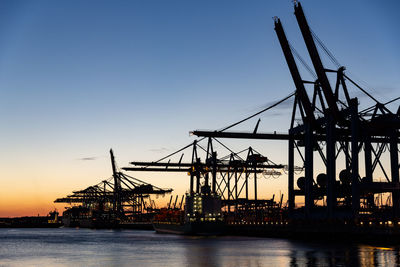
top-left (192, 2), bottom-right (400, 223)
top-left (123, 138), bottom-right (284, 219)
top-left (55, 149), bottom-right (172, 226)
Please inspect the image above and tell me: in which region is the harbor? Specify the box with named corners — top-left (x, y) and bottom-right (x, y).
top-left (72, 3), bottom-right (399, 242)
top-left (1, 0), bottom-right (399, 266)
top-left (1, 2), bottom-right (397, 244)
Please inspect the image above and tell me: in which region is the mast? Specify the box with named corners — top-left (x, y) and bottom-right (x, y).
top-left (110, 149), bottom-right (122, 217)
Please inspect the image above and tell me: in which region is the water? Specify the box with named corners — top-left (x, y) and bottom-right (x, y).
top-left (0, 228), bottom-right (399, 267)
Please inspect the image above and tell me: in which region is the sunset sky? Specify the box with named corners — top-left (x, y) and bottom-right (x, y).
top-left (0, 0), bottom-right (399, 217)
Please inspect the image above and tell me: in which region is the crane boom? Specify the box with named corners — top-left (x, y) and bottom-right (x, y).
top-left (294, 2), bottom-right (340, 120)
top-left (274, 17), bottom-right (315, 123)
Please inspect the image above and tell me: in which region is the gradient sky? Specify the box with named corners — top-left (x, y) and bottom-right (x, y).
top-left (0, 0), bottom-right (399, 216)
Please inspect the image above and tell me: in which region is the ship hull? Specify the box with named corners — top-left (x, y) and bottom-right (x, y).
top-left (153, 221), bottom-right (224, 236)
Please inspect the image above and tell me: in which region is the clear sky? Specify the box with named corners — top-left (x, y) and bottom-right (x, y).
top-left (0, 0), bottom-right (399, 216)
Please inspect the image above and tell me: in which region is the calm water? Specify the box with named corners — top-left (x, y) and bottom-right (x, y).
top-left (0, 228), bottom-right (399, 267)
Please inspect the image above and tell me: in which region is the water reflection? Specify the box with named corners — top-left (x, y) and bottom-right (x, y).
top-left (287, 243), bottom-right (400, 267)
top-left (182, 237), bottom-right (219, 267)
top-left (358, 245), bottom-right (400, 267)
top-left (1, 229), bottom-right (400, 267)
top-left (181, 236), bottom-right (400, 267)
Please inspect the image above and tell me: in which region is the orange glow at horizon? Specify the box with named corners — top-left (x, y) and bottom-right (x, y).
top-left (0, 138), bottom-right (390, 218)
top-left (0, 166), bottom-right (289, 217)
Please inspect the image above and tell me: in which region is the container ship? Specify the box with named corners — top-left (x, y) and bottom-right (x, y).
top-left (61, 205), bottom-right (117, 228)
top-left (153, 184), bottom-right (224, 235)
top-left (0, 210), bottom-right (62, 228)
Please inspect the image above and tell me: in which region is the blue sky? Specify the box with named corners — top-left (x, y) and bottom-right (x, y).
top-left (0, 0), bottom-right (399, 215)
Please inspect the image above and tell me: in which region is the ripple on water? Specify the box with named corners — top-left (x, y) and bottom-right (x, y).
top-left (0, 228), bottom-right (398, 267)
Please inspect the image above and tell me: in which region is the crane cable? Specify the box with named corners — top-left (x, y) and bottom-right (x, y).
top-left (145, 89), bottom-right (296, 166)
top-left (309, 26), bottom-right (400, 113)
top-left (310, 28), bottom-right (341, 68)
top-left (289, 42), bottom-right (317, 80)
top-left (218, 92), bottom-right (295, 132)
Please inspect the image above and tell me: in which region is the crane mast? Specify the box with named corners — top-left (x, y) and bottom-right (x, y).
top-left (274, 17), bottom-right (317, 213)
top-left (110, 149), bottom-right (122, 217)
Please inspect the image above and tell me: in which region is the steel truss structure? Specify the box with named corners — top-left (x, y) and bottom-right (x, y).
top-left (192, 2), bottom-right (400, 222)
top-left (123, 137), bottom-right (285, 218)
top-left (55, 149), bottom-right (172, 222)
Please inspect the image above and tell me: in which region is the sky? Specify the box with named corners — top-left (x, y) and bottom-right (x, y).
top-left (0, 0), bottom-right (399, 217)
